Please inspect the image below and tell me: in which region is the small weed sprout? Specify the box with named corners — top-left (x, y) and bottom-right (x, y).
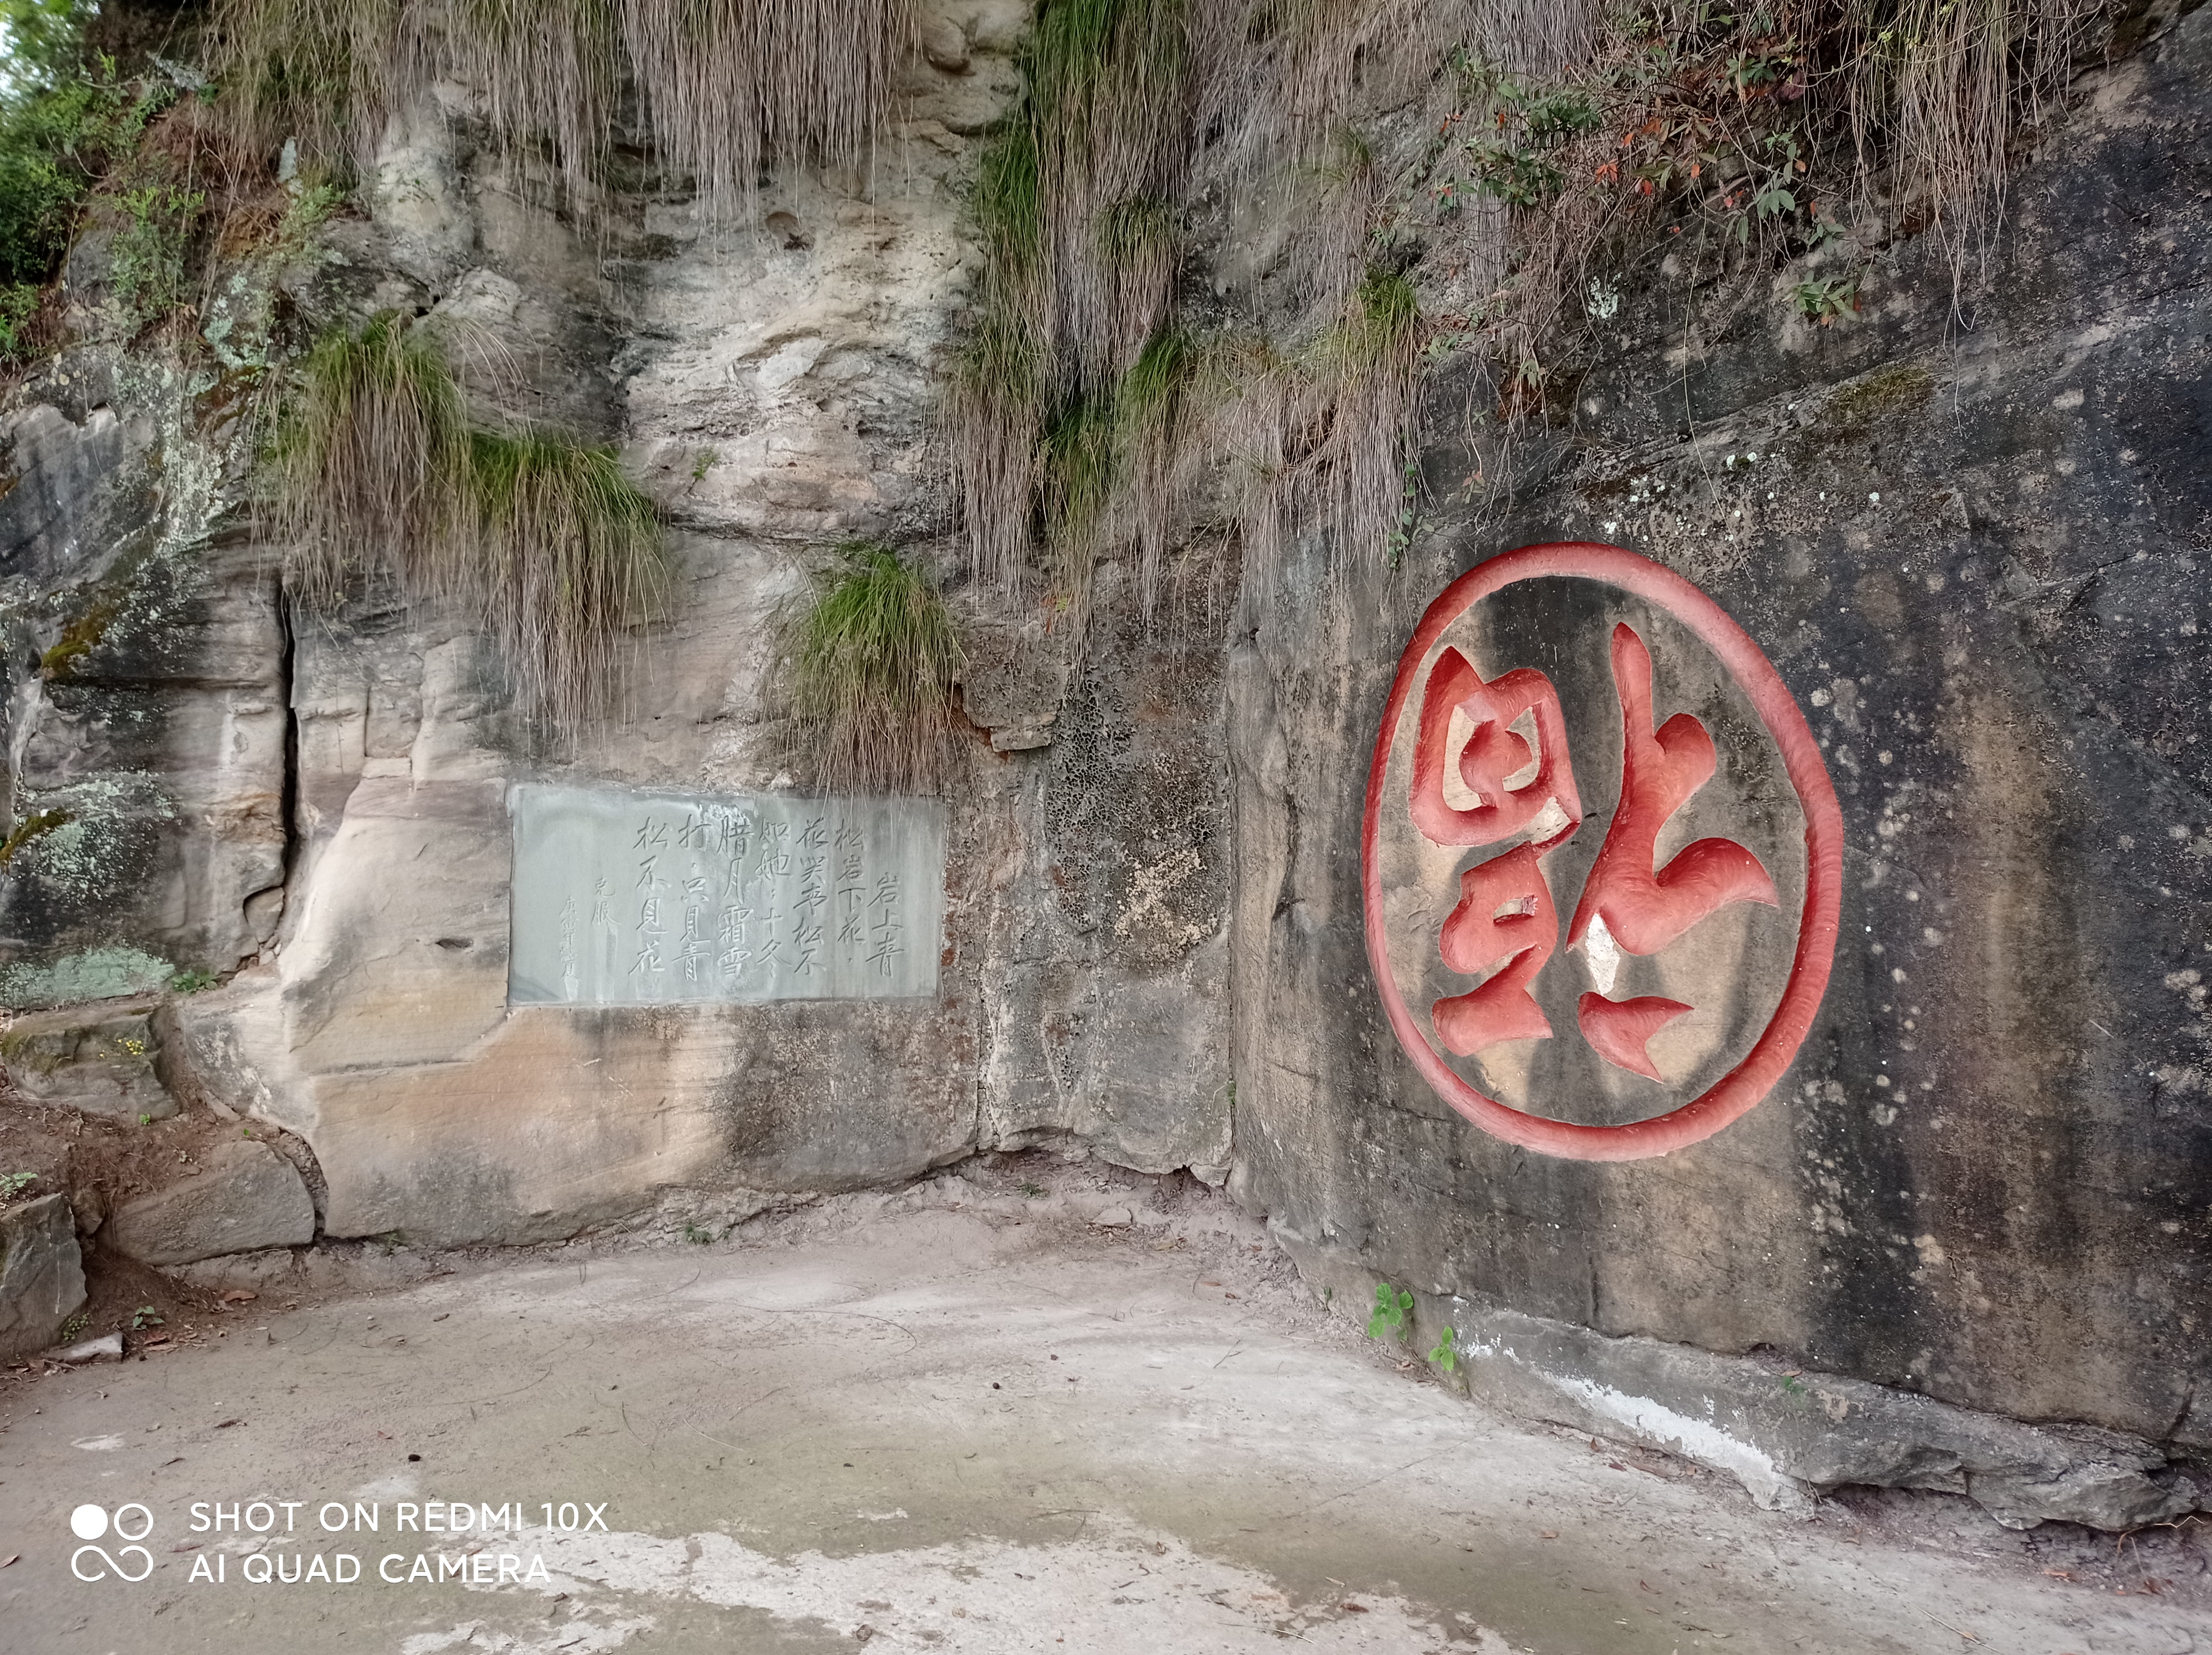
top-left (1428, 1328), bottom-right (1459, 1372)
top-left (58, 1311), bottom-right (89, 1342)
top-left (0, 1170), bottom-right (36, 1201)
top-left (683, 1222), bottom-right (716, 1245)
top-left (170, 968), bottom-right (217, 993)
top-left (1366, 1281), bottom-right (1414, 1343)
top-left (132, 1307), bottom-right (164, 1330)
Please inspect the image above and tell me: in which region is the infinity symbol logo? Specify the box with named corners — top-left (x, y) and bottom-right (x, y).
top-left (71, 1544), bottom-right (154, 1582)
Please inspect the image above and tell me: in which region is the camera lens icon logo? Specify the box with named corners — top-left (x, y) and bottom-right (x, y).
top-left (69, 1503), bottom-right (154, 1582)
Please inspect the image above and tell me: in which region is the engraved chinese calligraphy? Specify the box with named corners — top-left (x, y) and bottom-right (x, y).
top-left (1362, 543), bottom-right (1843, 1161)
top-left (508, 785), bottom-right (945, 1006)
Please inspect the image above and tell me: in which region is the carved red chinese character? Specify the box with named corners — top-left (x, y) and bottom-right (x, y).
top-left (1410, 647), bottom-right (1583, 851)
top-left (1564, 624), bottom-right (1778, 1079)
top-left (1432, 843), bottom-right (1558, 1056)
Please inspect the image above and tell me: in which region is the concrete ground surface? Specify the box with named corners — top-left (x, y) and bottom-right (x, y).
top-left (1, 1175), bottom-right (2205, 1655)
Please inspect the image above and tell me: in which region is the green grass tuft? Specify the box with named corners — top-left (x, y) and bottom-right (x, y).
top-left (464, 426), bottom-right (668, 735)
top-left (267, 310), bottom-right (472, 608)
top-left (788, 541), bottom-right (966, 795)
top-left (268, 312), bottom-right (667, 731)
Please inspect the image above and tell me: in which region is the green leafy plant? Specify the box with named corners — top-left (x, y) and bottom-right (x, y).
top-left (787, 540), bottom-right (966, 795)
top-left (131, 1305), bottom-right (163, 1330)
top-left (1366, 1281), bottom-right (1414, 1343)
top-left (169, 968), bottom-right (217, 992)
top-left (0, 59), bottom-right (150, 289)
top-left (0, 278), bottom-right (38, 361)
top-left (104, 181), bottom-right (203, 330)
top-left (683, 1222), bottom-right (716, 1245)
top-left (1428, 1328), bottom-right (1459, 1372)
top-left (58, 1310), bottom-right (88, 1341)
top-left (0, 1170), bottom-right (36, 1200)
top-left (1789, 270), bottom-right (1862, 325)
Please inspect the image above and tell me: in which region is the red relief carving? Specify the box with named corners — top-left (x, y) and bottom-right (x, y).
top-left (1432, 844), bottom-right (1558, 1055)
top-left (1363, 543), bottom-right (1844, 1162)
top-left (1411, 647), bottom-right (1583, 851)
top-left (1566, 623), bottom-right (1780, 961)
top-left (1576, 992), bottom-right (1693, 1082)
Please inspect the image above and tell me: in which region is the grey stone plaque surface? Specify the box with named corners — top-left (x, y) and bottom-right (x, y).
top-left (508, 784), bottom-right (945, 1006)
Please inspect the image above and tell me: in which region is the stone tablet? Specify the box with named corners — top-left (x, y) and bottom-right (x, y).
top-left (508, 785), bottom-right (945, 1006)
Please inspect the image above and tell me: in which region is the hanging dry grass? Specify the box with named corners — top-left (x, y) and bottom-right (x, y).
top-left (269, 313), bottom-right (668, 729)
top-left (1850, 0), bottom-right (2093, 272)
top-left (947, 0), bottom-right (1196, 610)
top-left (467, 427), bottom-right (669, 733)
top-left (787, 540), bottom-right (967, 795)
top-left (265, 310), bottom-right (471, 608)
top-left (620, 0), bottom-right (911, 218)
top-left (1311, 267), bottom-right (1424, 575)
top-left (208, 0), bottom-right (910, 212)
top-left (208, 0), bottom-right (404, 176)
top-left (1114, 325), bottom-right (1200, 617)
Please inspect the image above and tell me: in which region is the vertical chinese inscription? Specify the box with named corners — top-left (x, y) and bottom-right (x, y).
top-left (508, 785), bottom-right (946, 1005)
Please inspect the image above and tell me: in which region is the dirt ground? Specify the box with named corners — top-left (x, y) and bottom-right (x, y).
top-left (1, 1165), bottom-right (2206, 1655)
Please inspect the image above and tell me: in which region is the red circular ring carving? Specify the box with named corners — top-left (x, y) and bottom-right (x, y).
top-left (1360, 542), bottom-right (1844, 1161)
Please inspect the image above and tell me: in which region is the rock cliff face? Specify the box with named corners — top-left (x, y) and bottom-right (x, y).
top-left (1, 0), bottom-right (2207, 1522)
top-left (1229, 3), bottom-right (2212, 1464)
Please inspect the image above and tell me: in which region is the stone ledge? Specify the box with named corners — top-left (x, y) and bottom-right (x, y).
top-left (1274, 1228), bottom-right (2201, 1532)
